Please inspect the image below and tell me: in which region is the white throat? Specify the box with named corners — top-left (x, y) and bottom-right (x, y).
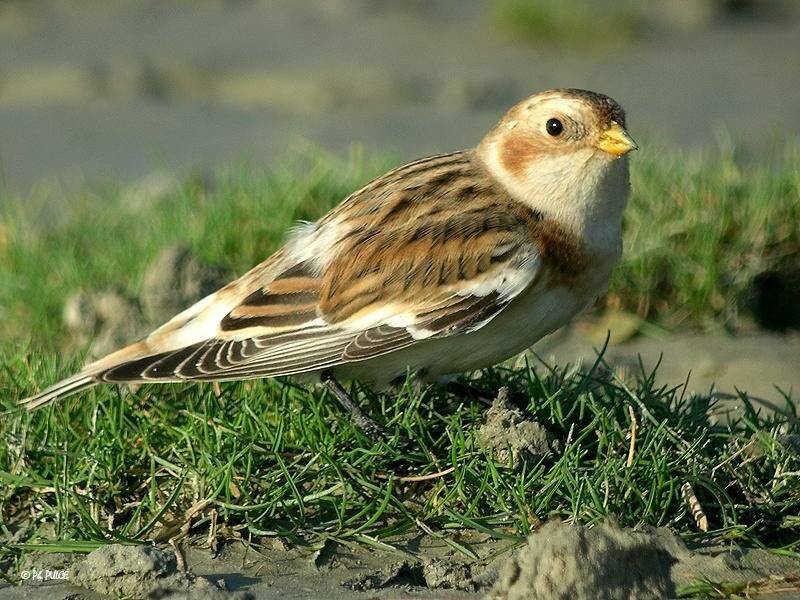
top-left (483, 144), bottom-right (630, 251)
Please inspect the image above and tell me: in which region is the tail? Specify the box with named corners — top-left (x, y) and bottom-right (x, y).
top-left (19, 340), bottom-right (154, 411)
top-left (19, 373), bottom-right (100, 410)
top-left (19, 287), bottom-right (239, 411)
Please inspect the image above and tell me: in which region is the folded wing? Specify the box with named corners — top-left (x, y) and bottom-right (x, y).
top-left (20, 152), bottom-right (544, 408)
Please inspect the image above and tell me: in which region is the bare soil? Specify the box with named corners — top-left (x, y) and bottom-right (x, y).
top-left (4, 520), bottom-right (800, 599)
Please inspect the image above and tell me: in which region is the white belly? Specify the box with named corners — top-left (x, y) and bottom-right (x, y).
top-left (333, 275), bottom-right (605, 387)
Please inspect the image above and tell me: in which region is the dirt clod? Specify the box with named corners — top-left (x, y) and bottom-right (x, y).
top-left (423, 558), bottom-right (475, 591)
top-left (140, 245), bottom-right (228, 324)
top-left (344, 557), bottom-right (475, 592)
top-left (478, 388), bottom-right (559, 469)
top-left (487, 521), bottom-right (677, 600)
top-left (312, 540), bottom-right (339, 571)
top-left (344, 559), bottom-right (424, 591)
top-left (63, 288), bottom-right (146, 357)
top-left (62, 245), bottom-right (228, 355)
top-left (70, 544), bottom-right (251, 599)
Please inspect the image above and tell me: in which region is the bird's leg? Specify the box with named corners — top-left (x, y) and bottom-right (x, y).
top-left (320, 372), bottom-right (386, 441)
top-left (444, 380), bottom-right (497, 406)
top-left (446, 380), bottom-right (527, 408)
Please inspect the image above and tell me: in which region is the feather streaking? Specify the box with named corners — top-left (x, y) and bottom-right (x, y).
top-left (20, 88), bottom-right (636, 409)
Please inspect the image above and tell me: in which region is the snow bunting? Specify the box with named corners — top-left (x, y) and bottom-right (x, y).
top-left (20, 88), bottom-right (636, 414)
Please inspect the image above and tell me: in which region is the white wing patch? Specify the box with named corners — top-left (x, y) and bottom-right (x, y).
top-left (145, 292), bottom-right (240, 352)
top-left (284, 219), bottom-right (343, 274)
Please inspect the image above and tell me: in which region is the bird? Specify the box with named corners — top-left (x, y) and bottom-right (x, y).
top-left (20, 88), bottom-right (637, 435)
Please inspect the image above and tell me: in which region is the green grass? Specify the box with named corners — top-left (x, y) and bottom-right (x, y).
top-left (617, 142), bottom-right (800, 330)
top-left (1, 143), bottom-right (800, 572)
top-left (0, 148), bottom-right (390, 348)
top-left (490, 0), bottom-right (641, 50)
top-left (2, 351), bottom-right (799, 569)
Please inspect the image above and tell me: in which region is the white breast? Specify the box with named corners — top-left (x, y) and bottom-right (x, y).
top-left (335, 248), bottom-right (617, 387)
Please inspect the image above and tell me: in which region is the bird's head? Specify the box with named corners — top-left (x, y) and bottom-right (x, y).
top-left (478, 89), bottom-right (637, 237)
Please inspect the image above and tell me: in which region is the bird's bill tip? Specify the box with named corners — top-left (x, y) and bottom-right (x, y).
top-left (596, 121), bottom-right (638, 157)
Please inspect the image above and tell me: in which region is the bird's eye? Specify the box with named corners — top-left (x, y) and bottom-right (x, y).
top-left (546, 118), bottom-right (564, 137)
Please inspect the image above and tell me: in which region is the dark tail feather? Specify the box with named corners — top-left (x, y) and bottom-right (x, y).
top-left (19, 374), bottom-right (99, 411)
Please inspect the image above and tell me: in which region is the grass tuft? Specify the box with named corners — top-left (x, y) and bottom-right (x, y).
top-left (613, 142), bottom-right (800, 330)
top-left (2, 350), bottom-right (799, 565)
top-left (490, 0), bottom-right (640, 50)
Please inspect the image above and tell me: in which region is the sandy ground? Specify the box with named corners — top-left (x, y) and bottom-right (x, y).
top-left (3, 521), bottom-right (800, 599)
top-left (536, 326), bottom-right (800, 420)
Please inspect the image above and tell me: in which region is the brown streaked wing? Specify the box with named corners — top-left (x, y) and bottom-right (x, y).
top-left (99, 343), bottom-right (204, 382)
top-left (318, 155), bottom-right (540, 325)
top-left (343, 325), bottom-right (415, 361)
top-left (96, 332), bottom-right (352, 383)
top-left (220, 260), bottom-right (321, 332)
top-left (97, 152), bottom-right (544, 384)
top-left (416, 291), bottom-right (507, 336)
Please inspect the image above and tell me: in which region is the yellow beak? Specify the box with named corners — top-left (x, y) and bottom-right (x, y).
top-left (596, 121), bottom-right (638, 157)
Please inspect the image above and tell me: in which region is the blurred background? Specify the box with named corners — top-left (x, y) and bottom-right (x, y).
top-left (1, 0), bottom-right (799, 200)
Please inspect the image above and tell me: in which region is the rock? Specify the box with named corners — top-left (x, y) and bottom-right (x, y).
top-left (71, 544), bottom-right (251, 599)
top-left (487, 521), bottom-right (800, 599)
top-left (87, 291), bottom-right (146, 357)
top-left (487, 521), bottom-right (678, 600)
top-left (422, 558), bottom-right (474, 591)
top-left (63, 289), bottom-right (99, 335)
top-left (62, 245), bottom-right (227, 355)
top-left (17, 551), bottom-right (78, 586)
top-left (477, 388), bottom-right (559, 470)
top-left (63, 288), bottom-right (146, 357)
top-left (140, 245), bottom-right (228, 324)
